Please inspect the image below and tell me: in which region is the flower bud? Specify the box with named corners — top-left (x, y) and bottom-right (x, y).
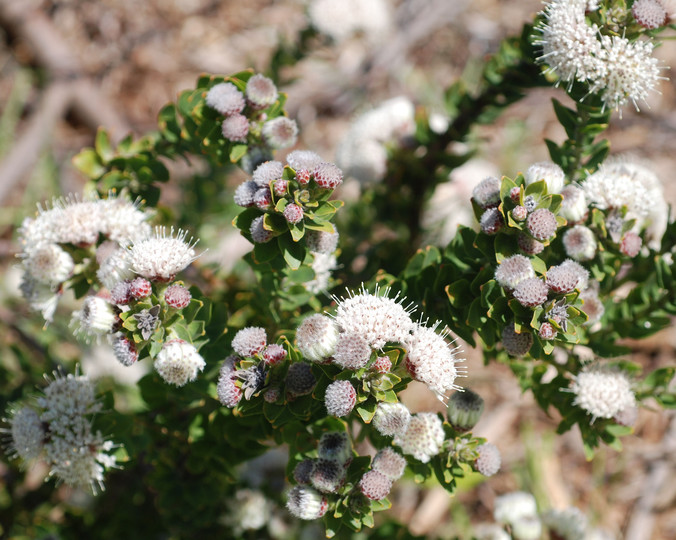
top-left (447, 389), bottom-right (485, 431)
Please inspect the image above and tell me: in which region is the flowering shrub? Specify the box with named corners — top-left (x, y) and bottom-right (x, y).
top-left (2, 1), bottom-right (676, 539)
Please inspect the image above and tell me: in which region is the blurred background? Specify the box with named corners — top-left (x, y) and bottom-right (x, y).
top-left (0, 1), bottom-right (675, 538)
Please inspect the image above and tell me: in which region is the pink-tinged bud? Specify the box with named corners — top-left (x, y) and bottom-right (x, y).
top-left (262, 117), bottom-right (298, 149)
top-left (250, 216), bottom-right (273, 243)
top-left (273, 179), bottom-right (288, 196)
top-left (546, 260), bottom-right (589, 294)
top-left (472, 177), bottom-right (501, 208)
top-left (527, 208), bottom-right (557, 241)
top-left (263, 386), bottom-right (281, 403)
top-left (475, 442), bottom-right (501, 476)
top-left (221, 114), bottom-right (249, 142)
top-left (372, 447), bottom-right (406, 481)
top-left (359, 470), bottom-right (392, 500)
top-left (513, 277), bottom-right (548, 307)
top-left (217, 373), bottom-right (242, 408)
top-left (632, 0), bottom-right (667, 29)
top-left (538, 322), bottom-right (557, 340)
top-left (110, 281), bottom-right (132, 305)
top-left (512, 205), bottom-right (528, 221)
top-left (232, 327), bottom-right (267, 357)
top-left (333, 332), bottom-right (371, 370)
top-left (253, 188), bottom-right (273, 210)
top-left (313, 162), bottom-right (343, 190)
top-left (494, 254), bottom-right (535, 290)
top-left (620, 231), bottom-right (642, 257)
top-left (112, 335), bottom-right (138, 366)
top-left (205, 82), bottom-right (245, 116)
top-left (509, 186), bottom-right (522, 203)
top-left (262, 344), bottom-right (287, 366)
top-left (283, 203), bottom-right (304, 224)
top-left (130, 277), bottom-right (152, 299)
top-left (324, 380), bottom-right (357, 417)
top-left (371, 356), bottom-right (392, 373)
top-left (480, 208), bottom-right (503, 235)
top-left (245, 74), bottom-right (278, 110)
top-left (234, 180), bottom-right (258, 207)
top-left (296, 168), bottom-right (311, 185)
top-left (502, 323), bottom-right (533, 356)
top-left (164, 284), bottom-right (192, 309)
top-left (518, 233), bottom-right (544, 255)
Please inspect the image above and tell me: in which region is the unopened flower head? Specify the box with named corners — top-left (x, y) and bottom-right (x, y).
top-left (518, 234), bottom-right (545, 255)
top-left (262, 117), bottom-right (298, 149)
top-left (221, 114), bottom-right (249, 142)
top-left (333, 332), bottom-right (371, 370)
top-left (372, 447), bottom-right (406, 480)
top-left (559, 184), bottom-right (588, 223)
top-left (22, 243), bottom-right (74, 287)
top-left (632, 0), bottom-right (668, 30)
top-left (524, 161), bottom-right (565, 194)
top-left (164, 284), bottom-right (192, 309)
top-left (324, 380), bottom-right (357, 417)
top-left (205, 82), bottom-right (245, 116)
top-left (333, 286), bottom-right (416, 349)
top-left (283, 203), bottom-right (304, 224)
top-left (128, 227), bottom-right (199, 281)
top-left (527, 208), bottom-right (558, 241)
top-left (111, 334), bottom-right (139, 366)
top-left (5, 406), bottom-right (45, 462)
top-left (232, 327), bottom-right (267, 357)
top-left (245, 74), bottom-right (278, 109)
top-left (317, 431), bottom-right (352, 465)
top-left (447, 389), bottom-right (485, 431)
top-left (495, 254), bottom-right (535, 290)
top-left (252, 160), bottom-right (284, 188)
top-left (570, 363), bottom-right (636, 420)
top-left (494, 491), bottom-right (538, 526)
top-left (513, 277), bottom-right (549, 307)
top-left (359, 470), bottom-right (392, 500)
top-left (313, 162), bottom-right (344, 190)
top-left (563, 225), bottom-right (597, 261)
top-left (372, 355), bottom-right (392, 373)
top-left (71, 296), bottom-right (118, 342)
top-left (480, 207), bottom-right (504, 235)
top-left (373, 402), bottom-right (411, 438)
top-left (475, 442), bottom-right (501, 476)
top-left (285, 362), bottom-right (317, 397)
top-left (253, 188), bottom-right (272, 210)
top-left (296, 313), bottom-right (339, 362)
top-left (293, 458), bottom-right (315, 484)
top-left (262, 344), bottom-right (287, 366)
top-left (472, 176), bottom-right (501, 208)
top-left (217, 359), bottom-right (242, 408)
top-left (310, 458), bottom-right (345, 493)
top-left (286, 485), bottom-right (328, 520)
top-left (404, 323), bottom-right (463, 397)
top-left (502, 323), bottom-right (533, 356)
top-left (287, 150), bottom-right (323, 171)
top-left (393, 412), bottom-right (445, 463)
top-left (305, 226), bottom-right (339, 254)
top-left (154, 339), bottom-right (206, 387)
top-left (234, 180), bottom-right (258, 207)
top-left (250, 216), bottom-right (273, 243)
top-left (546, 259), bottom-right (589, 294)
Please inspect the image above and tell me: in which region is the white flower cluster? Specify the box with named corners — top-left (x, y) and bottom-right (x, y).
top-left (307, 0), bottom-right (392, 43)
top-left (4, 370), bottom-right (119, 492)
top-left (570, 363), bottom-right (636, 420)
top-left (535, 0), bottom-right (665, 112)
top-left (17, 193), bottom-right (152, 322)
top-left (336, 97), bottom-right (415, 184)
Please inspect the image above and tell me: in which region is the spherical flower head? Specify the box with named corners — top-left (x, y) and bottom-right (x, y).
top-left (524, 161), bottom-right (565, 194)
top-left (546, 259), bottom-right (589, 294)
top-left (285, 362), bottom-right (317, 397)
top-left (475, 442), bottom-right (501, 476)
top-left (570, 364), bottom-right (636, 420)
top-left (502, 323), bottom-right (533, 356)
top-left (205, 82), bottom-right (245, 116)
top-left (480, 207), bottom-right (504, 235)
top-left (71, 296), bottom-right (118, 342)
top-left (404, 323), bottom-right (462, 396)
top-left (234, 180), bottom-right (258, 207)
top-left (333, 287), bottom-right (416, 349)
top-left (164, 284), bottom-right (192, 309)
top-left (620, 231), bottom-right (642, 257)
top-left (494, 491), bottom-right (538, 525)
top-left (579, 287), bottom-right (605, 324)
top-left (393, 412), bottom-right (445, 463)
top-left (250, 216), bottom-right (273, 244)
top-left (614, 404), bottom-right (639, 427)
top-left (221, 114), bottom-right (249, 142)
top-left (23, 243), bottom-right (74, 286)
top-left (110, 281), bottom-right (132, 305)
top-left (154, 339), bottom-right (205, 387)
top-left (128, 227), bottom-right (199, 281)
top-left (283, 203), bottom-right (304, 224)
top-left (296, 313), bottom-right (339, 362)
top-left (217, 360), bottom-right (242, 408)
top-left (263, 386), bottom-right (280, 403)
top-left (472, 176), bottom-right (501, 208)
top-left (518, 234), bottom-right (544, 255)
top-left (112, 334), bottom-right (138, 366)
top-left (99, 195), bottom-right (152, 245)
top-left (373, 402), bottom-right (411, 437)
top-left (6, 406), bottom-right (45, 462)
top-left (633, 0), bottom-right (668, 29)
top-left (542, 507), bottom-right (588, 540)
top-left (310, 458), bottom-right (345, 493)
top-left (97, 248), bottom-right (134, 290)
top-left (372, 447), bottom-right (406, 481)
top-left (495, 254), bottom-right (535, 290)
top-left (447, 389), bottom-right (485, 431)
top-left (559, 184), bottom-right (588, 223)
top-left (594, 34), bottom-right (663, 113)
top-left (317, 431), bottom-right (352, 465)
top-left (273, 179), bottom-right (288, 197)
top-left (286, 485), bottom-right (328, 520)
top-left (513, 277), bottom-right (548, 307)
top-left (563, 225), bottom-right (597, 261)
top-left (305, 226), bottom-right (339, 254)
top-left (511, 516), bottom-right (543, 540)
top-left (50, 196), bottom-right (102, 246)
top-left (252, 160), bottom-right (284, 188)
top-left (262, 117), bottom-right (298, 149)
top-left (512, 205), bottom-right (528, 222)
top-left (232, 327), bottom-right (267, 357)
top-left (359, 470), bottom-right (392, 500)
top-left (287, 150), bottom-right (323, 171)
top-left (527, 208), bottom-right (557, 241)
top-left (293, 458), bottom-right (315, 484)
top-left (129, 276), bottom-right (152, 299)
top-left (371, 355), bottom-right (392, 373)
top-left (296, 168), bottom-right (311, 185)
top-left (245, 74), bottom-right (278, 109)
top-left (313, 162), bottom-right (344, 190)
top-left (333, 332), bottom-right (371, 370)
top-left (538, 322), bottom-right (557, 340)
top-left (262, 344), bottom-right (287, 366)
top-left (253, 187), bottom-right (273, 210)
top-left (324, 380), bottom-right (357, 417)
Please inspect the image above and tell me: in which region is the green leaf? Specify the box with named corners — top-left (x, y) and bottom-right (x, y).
top-left (95, 128), bottom-right (114, 162)
top-left (356, 397), bottom-right (378, 423)
top-left (229, 144), bottom-right (248, 163)
top-left (278, 233), bottom-right (306, 270)
top-left (72, 148), bottom-right (106, 179)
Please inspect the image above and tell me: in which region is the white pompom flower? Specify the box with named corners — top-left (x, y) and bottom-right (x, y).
top-left (393, 412), bottom-right (445, 463)
top-left (569, 363), bottom-right (636, 421)
top-left (128, 226), bottom-right (200, 281)
top-left (154, 339), bottom-right (206, 387)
